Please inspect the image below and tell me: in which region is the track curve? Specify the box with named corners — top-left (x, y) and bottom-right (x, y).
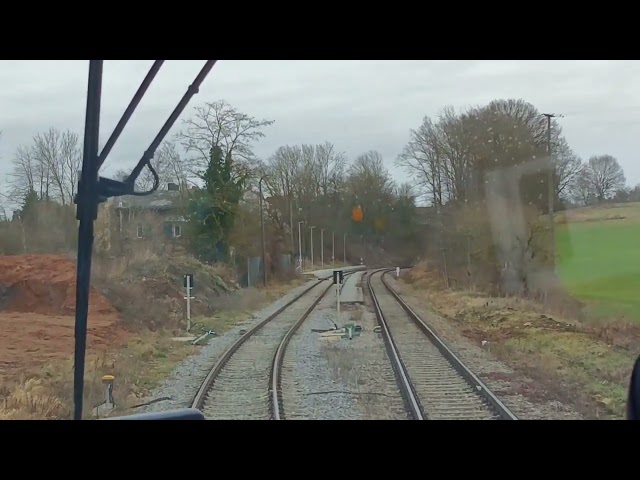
top-left (191, 279), bottom-right (331, 419)
top-left (367, 268), bottom-right (518, 420)
top-left (192, 269), bottom-right (362, 420)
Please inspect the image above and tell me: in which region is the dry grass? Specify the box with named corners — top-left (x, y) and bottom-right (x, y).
top-left (0, 269), bottom-right (306, 420)
top-left (556, 202), bottom-right (640, 225)
top-left (0, 378), bottom-right (69, 420)
top-left (399, 261), bottom-right (640, 419)
top-left (92, 248), bottom-right (240, 331)
top-left (0, 331), bottom-right (196, 420)
top-left (93, 246), bottom-right (237, 292)
top-left (185, 276), bottom-right (308, 341)
top-left (321, 305), bottom-right (404, 419)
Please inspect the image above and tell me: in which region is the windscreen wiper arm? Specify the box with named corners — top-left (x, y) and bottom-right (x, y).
top-left (72, 60), bottom-right (217, 420)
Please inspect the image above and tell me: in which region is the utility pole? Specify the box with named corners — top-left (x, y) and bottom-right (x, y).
top-left (542, 112), bottom-right (561, 268)
top-left (298, 220), bottom-right (305, 272)
top-left (321, 228), bottom-right (325, 268)
top-left (259, 175), bottom-right (269, 286)
top-left (309, 226), bottom-right (316, 268)
top-left (343, 233), bottom-right (347, 264)
top-left (289, 196), bottom-right (294, 264)
top-left (332, 232), bottom-right (335, 266)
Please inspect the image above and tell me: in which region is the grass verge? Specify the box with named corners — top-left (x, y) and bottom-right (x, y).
top-left (0, 276), bottom-right (307, 420)
top-left (556, 202), bottom-right (640, 323)
top-left (400, 262), bottom-right (639, 419)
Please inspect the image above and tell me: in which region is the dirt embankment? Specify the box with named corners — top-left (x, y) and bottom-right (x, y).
top-left (92, 252), bottom-right (238, 331)
top-left (0, 251), bottom-right (296, 419)
top-left (0, 255), bottom-right (127, 383)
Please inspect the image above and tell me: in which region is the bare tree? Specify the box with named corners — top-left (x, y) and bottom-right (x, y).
top-left (348, 151), bottom-right (394, 189)
top-left (313, 141), bottom-right (348, 198)
top-left (571, 167), bottom-right (596, 206)
top-left (613, 187), bottom-right (631, 203)
top-left (262, 142), bottom-right (347, 248)
top-left (583, 154), bottom-right (626, 201)
top-left (9, 128), bottom-right (81, 205)
top-left (157, 141), bottom-right (191, 191)
top-left (32, 128), bottom-right (82, 204)
top-left (629, 184), bottom-right (640, 202)
top-left (394, 98), bottom-right (573, 294)
top-left (113, 141), bottom-right (191, 193)
top-left (9, 145), bottom-right (37, 199)
top-left (346, 150), bottom-right (396, 232)
top-left (395, 182), bottom-right (415, 199)
top-left (0, 131), bottom-right (8, 217)
top-left (264, 145), bottom-right (301, 202)
top-left (0, 167), bottom-right (10, 222)
top-left (175, 99), bottom-right (275, 179)
top-left (396, 115), bottom-right (444, 206)
top-left (396, 100), bottom-right (565, 209)
top-left (257, 143), bottom-right (422, 266)
top-left (113, 168), bottom-right (147, 191)
top-left (553, 136), bottom-right (583, 202)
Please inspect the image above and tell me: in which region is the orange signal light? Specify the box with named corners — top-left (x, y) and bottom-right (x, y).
top-left (352, 205), bottom-right (364, 223)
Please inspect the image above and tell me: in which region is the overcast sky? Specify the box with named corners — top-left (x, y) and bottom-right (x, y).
top-left (1, 60), bottom-right (640, 199)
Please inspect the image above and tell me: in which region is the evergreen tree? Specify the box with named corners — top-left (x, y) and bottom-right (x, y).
top-left (188, 146), bottom-right (248, 262)
top-left (17, 188), bottom-right (40, 225)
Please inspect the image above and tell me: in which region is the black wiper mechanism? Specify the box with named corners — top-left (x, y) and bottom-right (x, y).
top-left (72, 60), bottom-right (217, 420)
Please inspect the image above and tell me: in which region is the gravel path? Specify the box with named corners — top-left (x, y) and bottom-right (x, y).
top-left (279, 293), bottom-right (358, 419)
top-left (135, 279), bottom-right (322, 414)
top-left (332, 304), bottom-right (409, 420)
top-left (385, 274), bottom-right (583, 420)
top-left (280, 286), bottom-right (408, 420)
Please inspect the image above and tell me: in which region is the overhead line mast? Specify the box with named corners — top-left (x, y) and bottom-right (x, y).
top-left (72, 60), bottom-right (217, 420)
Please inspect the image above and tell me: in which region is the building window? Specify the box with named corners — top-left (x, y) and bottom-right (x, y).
top-left (173, 224), bottom-right (182, 237)
top-left (137, 225), bottom-right (143, 239)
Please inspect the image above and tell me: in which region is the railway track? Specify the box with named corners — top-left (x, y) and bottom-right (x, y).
top-left (367, 269), bottom-right (518, 420)
top-left (192, 270), bottom-right (359, 419)
top-left (272, 288), bottom-right (335, 420)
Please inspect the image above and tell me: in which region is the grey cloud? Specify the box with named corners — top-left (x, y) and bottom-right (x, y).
top-left (2, 60), bottom-right (640, 197)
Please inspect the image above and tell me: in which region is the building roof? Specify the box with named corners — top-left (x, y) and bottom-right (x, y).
top-left (111, 190), bottom-right (184, 211)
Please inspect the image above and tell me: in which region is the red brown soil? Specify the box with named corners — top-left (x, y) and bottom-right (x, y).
top-left (0, 254), bottom-right (129, 383)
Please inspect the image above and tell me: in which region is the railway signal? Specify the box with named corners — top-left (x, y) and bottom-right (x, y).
top-left (333, 270), bottom-right (343, 324)
top-left (102, 375), bottom-right (115, 409)
top-left (184, 274), bottom-right (195, 332)
top-left (351, 205), bottom-right (363, 223)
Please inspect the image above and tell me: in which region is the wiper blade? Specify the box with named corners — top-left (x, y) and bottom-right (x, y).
top-left (72, 60), bottom-right (216, 420)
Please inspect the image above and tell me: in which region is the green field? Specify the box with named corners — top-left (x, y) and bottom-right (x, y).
top-left (556, 202), bottom-right (640, 322)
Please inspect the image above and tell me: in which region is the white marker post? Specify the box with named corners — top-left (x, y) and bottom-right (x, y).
top-left (184, 274), bottom-right (195, 332)
top-left (333, 270), bottom-right (343, 325)
top-left (337, 281), bottom-right (340, 325)
top-left (396, 266), bottom-right (400, 278)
